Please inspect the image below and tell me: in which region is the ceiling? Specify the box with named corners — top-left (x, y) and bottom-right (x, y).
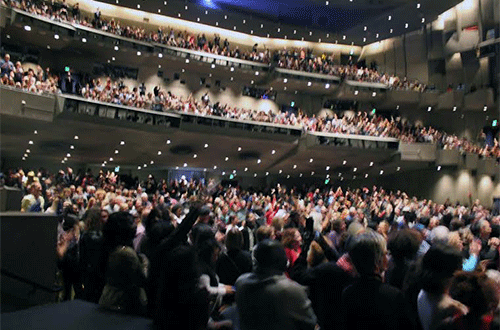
top-left (94, 0), bottom-right (461, 44)
top-left (1, 113), bottom-right (427, 181)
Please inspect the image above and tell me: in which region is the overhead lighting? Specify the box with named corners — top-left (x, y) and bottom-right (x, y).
top-left (244, 167), bottom-right (248, 172)
top-left (114, 46), bottom-right (119, 51)
top-left (166, 139), bottom-right (171, 144)
top-left (287, 175), bottom-right (290, 179)
top-left (193, 154), bottom-right (197, 158)
top-left (250, 30), bottom-right (254, 34)
top-left (26, 149), bottom-right (30, 153)
top-left (211, 64), bottom-right (216, 69)
top-left (137, 4), bottom-right (140, 8)
top-left (311, 171), bottom-right (315, 176)
top-left (233, 26), bottom-right (237, 30)
top-left (81, 38), bottom-right (87, 43)
top-left (112, 57), bottom-right (115, 61)
top-left (369, 162), bottom-right (373, 166)
top-left (353, 167), bottom-right (357, 172)
top-left (388, 15), bottom-right (392, 21)
top-left (266, 172), bottom-right (269, 176)
top-left (34, 130), bottom-right (38, 134)
top-left (185, 59), bottom-right (190, 64)
top-left (363, 38), bottom-right (366, 42)
top-left (354, 90), bottom-right (359, 95)
top-left (261, 24), bottom-right (264, 28)
top-left (255, 71), bottom-right (259, 76)
top-left (405, 23), bottom-right (409, 29)
top-left (483, 106), bottom-right (488, 111)
top-left (28, 140), bottom-right (33, 145)
top-left (309, 158), bottom-right (313, 163)
top-left (390, 29), bottom-right (393, 33)
top-left (376, 33), bottom-right (379, 38)
top-left (277, 28), bottom-right (280, 32)
top-left (427, 106), bottom-right (432, 112)
top-left (343, 160), bottom-right (347, 165)
top-left (143, 164), bottom-right (147, 168)
top-left (293, 30), bottom-right (296, 34)
top-left (24, 154), bottom-right (28, 157)
top-left (109, 157), bottom-right (113, 161)
top-left (293, 164), bottom-right (297, 169)
top-left (342, 35), bottom-right (346, 40)
top-left (421, 18), bottom-right (425, 23)
top-left (257, 159), bottom-right (262, 164)
top-left (70, 145), bottom-right (74, 149)
top-left (271, 149), bottom-right (276, 154)
top-left (158, 9), bottom-right (161, 13)
top-left (197, 17), bottom-right (200, 22)
top-left (138, 166), bottom-right (141, 170)
top-left (74, 135), bottom-right (79, 140)
top-left (254, 173), bottom-right (257, 177)
top-left (279, 170), bottom-right (283, 174)
top-left (238, 146), bottom-right (242, 151)
top-left (307, 81), bottom-right (312, 86)
top-left (158, 53), bottom-right (163, 58)
top-left (326, 166), bottom-right (330, 171)
top-left (230, 67), bottom-right (234, 72)
top-left (365, 174), bottom-right (369, 178)
top-left (115, 150), bottom-right (119, 154)
top-left (158, 151), bottom-right (162, 155)
top-left (225, 157), bottom-right (229, 161)
top-left (437, 166), bottom-right (441, 171)
top-left (213, 166), bottom-right (217, 169)
top-left (204, 143), bottom-right (209, 148)
top-left (137, 51), bottom-right (141, 56)
top-left (120, 141), bottom-right (125, 145)
top-left (243, 19), bottom-right (246, 24)
top-left (283, 78), bottom-right (288, 83)
top-left (54, 34), bottom-right (60, 40)
top-left (326, 0), bottom-right (329, 4)
top-left (183, 163), bottom-right (187, 167)
top-left (417, 3), bottom-right (421, 8)
top-left (325, 83), bottom-right (330, 89)
top-left (24, 25), bottom-right (31, 31)
top-left (372, 92), bottom-right (377, 97)
top-left (185, 5), bottom-right (188, 10)
top-left (380, 170), bottom-right (384, 175)
top-left (299, 173), bottom-right (303, 177)
top-left (453, 106), bottom-right (457, 111)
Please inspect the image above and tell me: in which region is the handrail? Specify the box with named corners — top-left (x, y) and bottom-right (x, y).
top-left (60, 94), bottom-right (181, 118)
top-left (308, 130), bottom-right (400, 143)
top-left (1, 268), bottom-right (62, 293)
top-left (275, 68), bottom-right (341, 82)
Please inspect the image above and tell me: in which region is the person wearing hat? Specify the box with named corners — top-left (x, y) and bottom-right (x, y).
top-left (235, 239), bottom-right (317, 330)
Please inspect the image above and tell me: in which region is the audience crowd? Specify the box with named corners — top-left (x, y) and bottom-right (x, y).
top-left (3, 0), bottom-right (426, 90)
top-left (3, 166), bottom-right (500, 329)
top-left (2, 53), bottom-right (498, 161)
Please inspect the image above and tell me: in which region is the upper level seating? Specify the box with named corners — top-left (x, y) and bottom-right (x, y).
top-left (3, 0), bottom-right (425, 91)
top-left (1, 54), bottom-right (498, 160)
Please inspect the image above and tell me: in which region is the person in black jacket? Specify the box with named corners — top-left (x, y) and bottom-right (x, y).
top-left (216, 228), bottom-right (252, 286)
top-left (340, 231), bottom-right (416, 330)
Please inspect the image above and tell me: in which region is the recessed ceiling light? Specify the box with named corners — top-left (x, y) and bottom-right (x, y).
top-left (74, 135), bottom-right (79, 140)
top-left (390, 29), bottom-right (393, 33)
top-left (178, 13), bottom-right (181, 17)
top-left (205, 10), bottom-right (208, 14)
top-left (28, 140), bottom-right (33, 145)
top-left (24, 153), bottom-right (28, 157)
top-left (114, 46), bottom-right (119, 51)
top-left (197, 17), bottom-right (200, 22)
top-left (158, 151), bottom-right (162, 155)
top-left (34, 130), bottom-right (38, 134)
top-left (307, 81), bottom-right (312, 86)
top-left (354, 90), bottom-right (359, 95)
top-left (254, 173), bottom-right (257, 177)
top-left (437, 166), bottom-right (441, 171)
top-left (150, 161), bottom-right (154, 164)
top-left (137, 4), bottom-right (140, 8)
top-left (158, 9), bottom-right (161, 13)
top-left (26, 149), bottom-right (30, 153)
top-left (81, 38), bottom-right (87, 43)
top-left (183, 163), bottom-right (187, 167)
top-left (22, 157), bottom-right (26, 160)
top-left (311, 171), bottom-right (315, 175)
top-left (343, 160), bottom-right (347, 165)
top-left (421, 18), bottom-right (425, 23)
top-left (238, 147), bottom-right (242, 151)
top-left (277, 28), bottom-right (280, 32)
top-left (369, 162), bottom-right (373, 166)
top-left (257, 159), bottom-right (262, 164)
top-left (372, 92), bottom-right (377, 97)
top-left (364, 26), bottom-right (367, 31)
top-left (417, 3), bottom-right (421, 8)
top-left (343, 35), bottom-right (346, 40)
top-left (353, 167), bottom-right (357, 172)
top-left (166, 140), bottom-right (171, 144)
top-left (287, 175), bottom-right (290, 179)
top-left (279, 170), bottom-right (283, 174)
top-left (137, 51), bottom-right (141, 56)
top-left (211, 64), bottom-right (216, 69)
top-left (271, 150), bottom-right (276, 154)
top-left (234, 26), bottom-right (236, 30)
top-left (405, 23), bottom-right (409, 29)
top-left (293, 30), bottom-right (296, 34)
top-left (453, 106), bottom-right (457, 111)
top-left (193, 154), bottom-right (197, 158)
top-left (380, 170), bottom-right (384, 175)
top-left (138, 166), bottom-right (141, 170)
top-left (230, 67), bottom-right (235, 72)
top-left (120, 141), bottom-right (125, 145)
top-left (325, 83), bottom-right (330, 89)
top-left (243, 19), bottom-right (246, 24)
top-left (24, 25), bottom-right (31, 31)
top-left (388, 15), bottom-right (392, 21)
top-left (54, 34), bottom-right (60, 40)
top-left (216, 22), bottom-right (218, 26)
top-left (266, 172), bottom-right (269, 176)
top-left (225, 157), bottom-right (229, 161)
top-left (158, 53), bottom-right (163, 58)
top-left (204, 144), bottom-right (209, 148)
top-left (427, 106), bottom-right (432, 112)
top-left (144, 164), bottom-right (147, 168)
top-left (230, 77), bottom-right (234, 81)
top-left (309, 158), bottom-right (313, 163)
top-left (299, 173), bottom-right (303, 177)
top-left (115, 150), bottom-right (119, 154)
top-left (70, 145), bottom-right (74, 149)
top-left (245, 167), bottom-right (248, 172)
top-left (214, 166), bottom-right (217, 169)
top-left (261, 24), bottom-right (264, 28)
top-left (185, 5), bottom-right (188, 10)
top-left (376, 33), bottom-right (379, 38)
top-left (363, 38), bottom-right (366, 42)
top-left (284, 87), bottom-right (287, 91)
top-left (365, 174), bottom-right (369, 178)
top-left (309, 31), bottom-right (312, 36)
top-left (250, 30), bottom-right (254, 34)
top-left (325, 0), bottom-right (329, 4)
top-left (109, 157), bottom-right (113, 161)
top-left (483, 106), bottom-right (488, 111)
top-left (293, 165), bottom-right (297, 169)
top-left (255, 71), bottom-right (259, 76)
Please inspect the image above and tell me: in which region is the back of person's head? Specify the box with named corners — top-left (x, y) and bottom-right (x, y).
top-left (420, 244), bottom-right (462, 294)
top-left (307, 241), bottom-right (326, 268)
top-left (103, 211), bottom-right (136, 248)
top-left (429, 225), bottom-right (450, 245)
top-left (256, 225), bottom-right (274, 242)
top-left (84, 207), bottom-right (102, 232)
top-left (197, 237), bottom-right (220, 268)
top-left (253, 239), bottom-right (287, 275)
top-left (281, 228), bottom-right (298, 248)
top-left (225, 227), bottom-right (243, 251)
top-left (62, 213), bottom-right (79, 232)
top-left (387, 228), bottom-right (422, 263)
top-left (348, 231), bottom-right (387, 277)
top-left (449, 271), bottom-right (500, 319)
top-left (106, 246), bottom-right (142, 289)
top-left (149, 221), bottom-right (174, 247)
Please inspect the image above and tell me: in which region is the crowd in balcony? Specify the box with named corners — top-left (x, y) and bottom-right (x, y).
top-left (3, 0), bottom-right (426, 91)
top-left (2, 53), bottom-right (499, 161)
top-left (3, 166), bottom-right (500, 329)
